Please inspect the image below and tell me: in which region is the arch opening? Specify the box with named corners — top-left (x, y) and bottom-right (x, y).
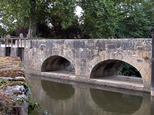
top-left (41, 56), bottom-right (75, 74)
top-left (90, 60), bottom-right (142, 78)
top-left (90, 59), bottom-right (143, 85)
top-left (90, 60), bottom-right (125, 78)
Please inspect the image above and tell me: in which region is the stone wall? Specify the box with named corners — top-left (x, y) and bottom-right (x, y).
top-left (10, 47), bottom-right (17, 56)
top-left (0, 47), bottom-right (24, 61)
top-left (0, 47), bottom-right (5, 56)
top-left (24, 39), bottom-right (152, 88)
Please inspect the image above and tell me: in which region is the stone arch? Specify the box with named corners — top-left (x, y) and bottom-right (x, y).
top-left (90, 59), bottom-right (146, 88)
top-left (90, 52), bottom-right (151, 88)
top-left (90, 59), bottom-right (142, 78)
top-left (41, 55), bottom-right (75, 72)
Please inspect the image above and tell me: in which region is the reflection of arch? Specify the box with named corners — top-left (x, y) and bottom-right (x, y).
top-left (41, 55), bottom-right (75, 72)
top-left (41, 80), bottom-right (75, 100)
top-left (90, 88), bottom-right (143, 114)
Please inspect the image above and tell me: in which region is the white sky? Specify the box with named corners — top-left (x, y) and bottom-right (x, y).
top-left (75, 6), bottom-right (83, 17)
top-left (0, 18), bottom-right (2, 26)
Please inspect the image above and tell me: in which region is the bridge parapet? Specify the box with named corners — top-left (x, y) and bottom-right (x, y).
top-left (0, 33), bottom-right (28, 61)
top-left (24, 39), bottom-right (152, 88)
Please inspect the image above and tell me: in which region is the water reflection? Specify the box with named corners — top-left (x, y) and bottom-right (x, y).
top-left (90, 89), bottom-right (143, 114)
top-left (41, 80), bottom-right (75, 100)
top-left (26, 74), bottom-right (151, 115)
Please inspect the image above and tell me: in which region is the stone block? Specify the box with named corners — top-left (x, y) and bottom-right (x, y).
top-left (85, 40), bottom-right (95, 49)
top-left (10, 47), bottom-right (17, 56)
top-left (122, 40), bottom-right (135, 50)
top-left (95, 40), bottom-right (105, 50)
top-left (0, 47), bottom-right (5, 56)
top-left (81, 48), bottom-right (87, 59)
top-left (73, 40), bottom-right (85, 49)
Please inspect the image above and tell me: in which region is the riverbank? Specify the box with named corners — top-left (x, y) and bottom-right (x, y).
top-left (0, 56), bottom-right (37, 115)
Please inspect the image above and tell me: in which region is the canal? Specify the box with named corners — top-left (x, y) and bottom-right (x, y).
top-left (26, 74), bottom-right (153, 115)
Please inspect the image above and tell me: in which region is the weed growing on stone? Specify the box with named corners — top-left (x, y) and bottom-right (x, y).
top-left (40, 47), bottom-right (43, 50)
top-left (144, 56), bottom-right (149, 60)
top-left (0, 79), bottom-right (45, 115)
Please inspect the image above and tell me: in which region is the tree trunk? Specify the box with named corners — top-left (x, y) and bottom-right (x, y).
top-left (29, 0), bottom-right (36, 38)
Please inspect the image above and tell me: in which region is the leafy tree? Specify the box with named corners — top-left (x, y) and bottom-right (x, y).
top-left (45, 0), bottom-right (80, 38)
top-left (15, 26), bottom-right (28, 37)
top-left (7, 30), bottom-right (16, 36)
top-left (114, 0), bottom-right (154, 38)
top-left (0, 0), bottom-right (78, 38)
top-left (78, 0), bottom-right (154, 38)
top-left (0, 25), bottom-right (6, 37)
top-left (79, 0), bottom-right (119, 38)
top-left (0, 0), bottom-right (153, 38)
top-left (0, 1), bottom-right (31, 30)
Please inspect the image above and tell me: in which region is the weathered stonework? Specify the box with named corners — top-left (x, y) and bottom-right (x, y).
top-left (24, 39), bottom-right (152, 89)
top-left (10, 47), bottom-right (17, 56)
top-left (0, 47), bottom-right (5, 56)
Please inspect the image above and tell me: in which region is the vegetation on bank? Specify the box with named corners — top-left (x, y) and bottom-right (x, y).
top-left (0, 80), bottom-right (34, 114)
top-left (0, 79), bottom-right (45, 115)
top-left (0, 56), bottom-right (44, 115)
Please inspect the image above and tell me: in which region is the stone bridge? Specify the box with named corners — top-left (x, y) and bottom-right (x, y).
top-left (24, 39), bottom-right (152, 90)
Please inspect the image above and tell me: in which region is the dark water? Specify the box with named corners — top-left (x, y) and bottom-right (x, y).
top-left (26, 74), bottom-right (153, 115)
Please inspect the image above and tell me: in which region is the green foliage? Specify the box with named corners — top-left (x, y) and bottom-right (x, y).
top-left (144, 56), bottom-right (149, 60)
top-left (79, 0), bottom-right (154, 38)
top-left (119, 63), bottom-right (141, 77)
top-left (7, 30), bottom-right (16, 36)
top-left (28, 101), bottom-right (40, 114)
top-left (0, 79), bottom-right (42, 114)
top-left (7, 108), bottom-right (12, 113)
top-left (0, 0), bottom-right (31, 30)
top-left (0, 25), bottom-right (6, 37)
top-left (24, 83), bottom-right (31, 94)
top-left (0, 0), bottom-right (78, 38)
top-left (79, 0), bottom-right (119, 38)
top-left (0, 79), bottom-right (8, 89)
top-left (0, 0), bottom-right (153, 38)
top-left (114, 0), bottom-right (154, 38)
top-left (0, 79), bottom-right (26, 89)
